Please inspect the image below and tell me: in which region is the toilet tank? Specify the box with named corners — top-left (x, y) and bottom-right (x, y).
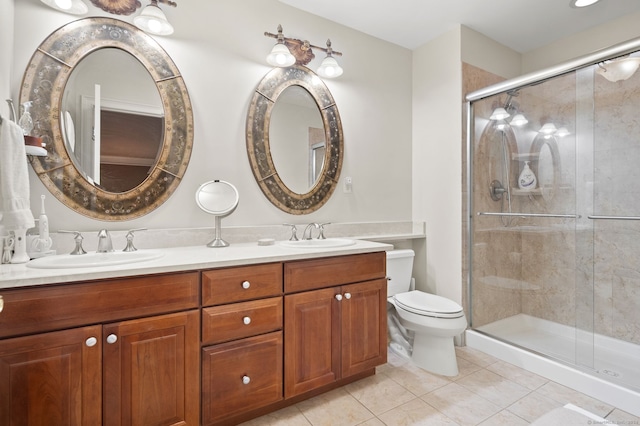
top-left (386, 249), bottom-right (415, 297)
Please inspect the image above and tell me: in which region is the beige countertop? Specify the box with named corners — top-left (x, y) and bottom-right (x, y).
top-left (0, 239), bottom-right (392, 289)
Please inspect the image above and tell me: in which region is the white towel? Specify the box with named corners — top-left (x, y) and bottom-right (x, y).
top-left (0, 118), bottom-right (35, 230)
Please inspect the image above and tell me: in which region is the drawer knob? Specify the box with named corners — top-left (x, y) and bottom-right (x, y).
top-left (243, 316), bottom-right (251, 325)
top-left (335, 294), bottom-right (343, 301)
top-left (344, 292), bottom-right (351, 300)
top-left (242, 281), bottom-right (251, 289)
top-left (106, 334), bottom-right (118, 344)
top-left (242, 375), bottom-right (251, 385)
top-left (85, 337), bottom-right (98, 347)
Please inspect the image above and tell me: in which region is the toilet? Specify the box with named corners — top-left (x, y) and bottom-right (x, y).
top-left (386, 249), bottom-right (467, 376)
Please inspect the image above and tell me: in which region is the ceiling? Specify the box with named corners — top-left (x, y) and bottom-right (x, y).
top-left (279, 0), bottom-right (640, 52)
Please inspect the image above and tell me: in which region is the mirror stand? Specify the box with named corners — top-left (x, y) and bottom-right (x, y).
top-left (208, 216), bottom-right (229, 248)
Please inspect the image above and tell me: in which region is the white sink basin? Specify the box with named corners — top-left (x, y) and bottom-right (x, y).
top-left (279, 238), bottom-right (356, 249)
top-left (27, 250), bottom-right (164, 269)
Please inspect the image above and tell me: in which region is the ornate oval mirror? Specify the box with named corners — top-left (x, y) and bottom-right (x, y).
top-left (20, 17), bottom-right (193, 220)
top-left (246, 65), bottom-right (343, 215)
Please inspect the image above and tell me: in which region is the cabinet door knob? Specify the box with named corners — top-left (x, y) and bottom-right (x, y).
top-left (242, 375), bottom-right (251, 385)
top-left (335, 294), bottom-right (343, 301)
top-left (85, 337), bottom-right (98, 347)
top-left (242, 281), bottom-right (251, 289)
top-left (344, 292), bottom-right (351, 300)
top-left (0, 295), bottom-right (3, 313)
top-left (106, 334), bottom-right (118, 344)
top-left (243, 316), bottom-right (251, 325)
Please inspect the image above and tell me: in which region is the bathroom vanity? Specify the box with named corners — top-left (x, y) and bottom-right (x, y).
top-left (0, 240), bottom-right (389, 425)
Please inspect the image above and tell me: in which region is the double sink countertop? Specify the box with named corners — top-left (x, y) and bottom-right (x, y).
top-left (0, 239), bottom-right (393, 289)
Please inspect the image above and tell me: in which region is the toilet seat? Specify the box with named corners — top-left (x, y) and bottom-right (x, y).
top-left (393, 290), bottom-right (464, 319)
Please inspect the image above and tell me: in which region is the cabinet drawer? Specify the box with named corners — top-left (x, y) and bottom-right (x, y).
top-left (0, 272), bottom-right (199, 339)
top-left (202, 297), bottom-right (283, 345)
top-left (202, 263), bottom-right (282, 306)
top-left (285, 252), bottom-right (386, 293)
top-left (202, 331), bottom-right (283, 425)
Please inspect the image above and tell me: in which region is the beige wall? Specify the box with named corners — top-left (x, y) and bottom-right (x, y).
top-left (10, 0), bottom-right (413, 233)
top-left (1, 0), bottom-right (13, 119)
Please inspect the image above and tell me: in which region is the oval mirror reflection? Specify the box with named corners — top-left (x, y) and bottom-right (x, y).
top-left (61, 48), bottom-right (164, 193)
top-left (269, 85), bottom-right (326, 194)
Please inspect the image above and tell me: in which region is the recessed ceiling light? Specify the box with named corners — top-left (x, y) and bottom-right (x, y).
top-left (570, 0), bottom-right (601, 8)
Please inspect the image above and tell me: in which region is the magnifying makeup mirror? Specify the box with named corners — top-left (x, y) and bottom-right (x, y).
top-left (195, 180), bottom-right (239, 247)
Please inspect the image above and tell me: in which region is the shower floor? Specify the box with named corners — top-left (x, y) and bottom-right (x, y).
top-left (476, 314), bottom-right (640, 393)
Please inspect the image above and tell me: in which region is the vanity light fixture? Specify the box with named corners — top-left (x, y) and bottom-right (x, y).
top-left (40, 0), bottom-right (88, 14)
top-left (510, 114), bottom-right (528, 126)
top-left (570, 0), bottom-right (600, 7)
top-left (489, 108), bottom-right (510, 120)
top-left (596, 55), bottom-right (640, 82)
top-left (264, 25), bottom-right (344, 78)
top-left (134, 0), bottom-right (176, 36)
top-left (317, 40), bottom-right (343, 78)
top-left (539, 123), bottom-right (558, 139)
top-left (266, 25), bottom-right (296, 67)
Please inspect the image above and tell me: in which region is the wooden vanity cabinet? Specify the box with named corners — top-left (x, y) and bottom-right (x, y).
top-left (284, 253), bottom-right (387, 398)
top-left (0, 272), bottom-right (200, 426)
top-left (200, 263), bottom-right (284, 426)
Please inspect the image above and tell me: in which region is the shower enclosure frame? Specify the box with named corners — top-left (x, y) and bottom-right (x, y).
top-left (465, 36), bottom-right (640, 415)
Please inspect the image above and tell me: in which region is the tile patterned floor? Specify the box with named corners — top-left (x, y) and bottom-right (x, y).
top-left (241, 346), bottom-right (640, 425)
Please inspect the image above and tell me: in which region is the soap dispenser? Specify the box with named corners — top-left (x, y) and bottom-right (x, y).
top-left (518, 161), bottom-right (537, 191)
top-left (18, 101), bottom-right (34, 136)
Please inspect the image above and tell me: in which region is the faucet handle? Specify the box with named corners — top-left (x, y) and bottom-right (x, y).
top-left (123, 228), bottom-right (147, 252)
top-left (317, 222), bottom-right (331, 239)
top-left (282, 223), bottom-right (298, 241)
top-left (59, 230), bottom-right (87, 255)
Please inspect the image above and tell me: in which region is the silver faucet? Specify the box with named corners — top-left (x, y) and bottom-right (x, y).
top-left (97, 229), bottom-right (113, 253)
top-left (302, 223), bottom-right (319, 240)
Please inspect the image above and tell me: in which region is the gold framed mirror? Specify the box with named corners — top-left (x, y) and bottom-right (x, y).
top-left (20, 17), bottom-right (193, 221)
top-left (246, 65), bottom-right (343, 215)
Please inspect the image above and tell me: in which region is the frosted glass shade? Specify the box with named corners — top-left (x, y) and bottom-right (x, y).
top-left (40, 0), bottom-right (88, 14)
top-left (317, 55), bottom-right (343, 78)
top-left (266, 43), bottom-right (296, 67)
top-left (134, 3), bottom-right (174, 36)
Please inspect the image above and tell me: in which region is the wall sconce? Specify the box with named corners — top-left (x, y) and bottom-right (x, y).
top-left (40, 0), bottom-right (177, 36)
top-left (509, 114), bottom-right (528, 126)
top-left (264, 25), bottom-right (344, 78)
top-left (596, 55), bottom-right (640, 82)
top-left (539, 123), bottom-right (557, 139)
top-left (134, 0), bottom-right (176, 36)
top-left (40, 0), bottom-right (88, 14)
top-left (489, 108), bottom-right (509, 120)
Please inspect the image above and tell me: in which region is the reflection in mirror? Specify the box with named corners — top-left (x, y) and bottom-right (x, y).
top-left (62, 48), bottom-right (163, 192)
top-left (270, 86), bottom-right (325, 194)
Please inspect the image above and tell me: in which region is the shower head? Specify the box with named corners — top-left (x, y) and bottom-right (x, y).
top-left (503, 90), bottom-right (520, 111)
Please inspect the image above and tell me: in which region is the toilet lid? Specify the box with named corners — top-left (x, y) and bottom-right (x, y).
top-left (394, 291), bottom-right (464, 318)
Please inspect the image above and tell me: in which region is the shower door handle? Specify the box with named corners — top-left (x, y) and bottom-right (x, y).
top-left (588, 215), bottom-right (640, 221)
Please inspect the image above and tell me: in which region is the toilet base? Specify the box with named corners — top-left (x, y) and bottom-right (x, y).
top-left (411, 333), bottom-right (459, 377)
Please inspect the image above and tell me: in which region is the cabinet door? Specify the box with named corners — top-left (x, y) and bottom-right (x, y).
top-left (0, 325), bottom-right (102, 425)
top-left (103, 310), bottom-right (199, 426)
top-left (284, 287), bottom-right (340, 398)
top-left (341, 279), bottom-right (388, 377)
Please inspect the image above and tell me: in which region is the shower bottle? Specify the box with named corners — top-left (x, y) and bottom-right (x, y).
top-left (518, 161), bottom-right (537, 190)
